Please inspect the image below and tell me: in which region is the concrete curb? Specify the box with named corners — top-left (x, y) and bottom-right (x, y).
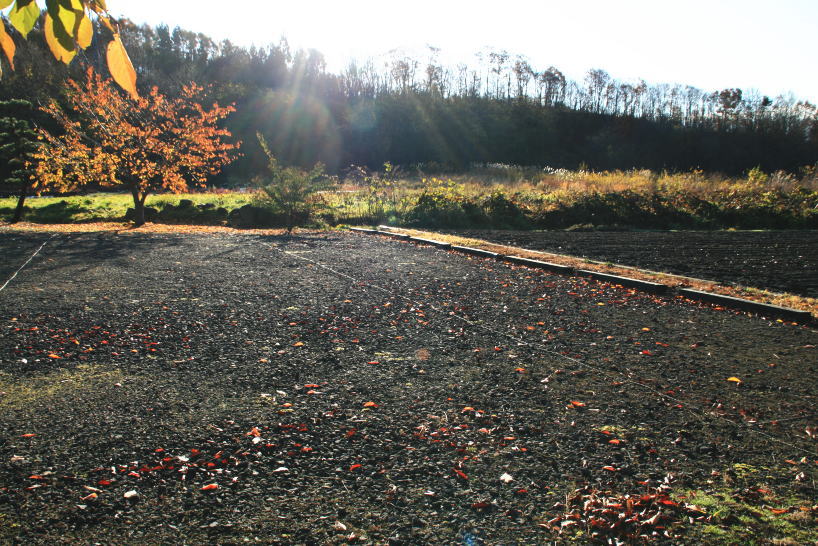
top-left (347, 227), bottom-right (814, 323)
top-left (349, 228), bottom-right (379, 234)
top-left (576, 269), bottom-right (669, 295)
top-left (380, 231), bottom-right (410, 240)
top-left (408, 237), bottom-right (452, 249)
top-left (678, 288), bottom-right (813, 323)
top-left (451, 245), bottom-right (501, 259)
top-left (502, 255), bottom-right (574, 274)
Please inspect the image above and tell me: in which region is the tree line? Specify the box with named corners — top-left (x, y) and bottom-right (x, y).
top-left (2, 15), bottom-right (817, 186)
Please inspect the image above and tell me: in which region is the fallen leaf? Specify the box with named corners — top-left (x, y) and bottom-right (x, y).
top-left (453, 468), bottom-right (468, 480)
top-left (363, 401), bottom-right (378, 408)
top-left (500, 472), bottom-right (513, 483)
top-left (292, 341), bottom-right (304, 347)
top-left (247, 427), bottom-right (261, 437)
top-left (462, 406), bottom-right (475, 413)
top-left (727, 376), bottom-right (742, 384)
top-left (21, 433), bottom-right (36, 438)
top-left (201, 484), bottom-right (219, 491)
top-left (602, 466), bottom-right (618, 472)
top-left (568, 401), bottom-right (586, 408)
top-left (123, 490), bottom-right (138, 499)
top-left (349, 464), bottom-right (362, 471)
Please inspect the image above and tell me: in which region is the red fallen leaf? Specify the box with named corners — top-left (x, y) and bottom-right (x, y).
top-left (367, 361), bottom-right (380, 365)
top-left (201, 483), bottom-right (219, 491)
top-left (21, 433), bottom-right (36, 438)
top-left (478, 428), bottom-right (490, 434)
top-left (345, 428), bottom-right (357, 438)
top-left (641, 350), bottom-right (654, 356)
top-left (81, 492), bottom-right (98, 501)
top-left (608, 439), bottom-right (622, 445)
top-left (154, 448), bottom-right (164, 453)
top-left (568, 401), bottom-right (586, 408)
top-left (493, 346), bottom-right (503, 352)
top-left (515, 488), bottom-right (528, 494)
top-left (301, 446), bottom-right (313, 453)
top-left (462, 406), bottom-right (475, 413)
top-left (29, 475), bottom-right (45, 480)
top-left (602, 466), bottom-right (618, 472)
top-left (770, 508), bottom-right (788, 514)
top-left (47, 353), bottom-right (62, 359)
top-left (349, 464), bottom-right (362, 471)
top-left (304, 384), bottom-right (320, 388)
top-left (97, 480), bottom-right (112, 486)
top-left (247, 427), bottom-right (261, 437)
top-left (657, 499), bottom-right (678, 506)
top-left (292, 341), bottom-right (304, 347)
top-left (363, 401), bottom-right (378, 408)
top-left (453, 468), bottom-right (469, 480)
top-left (656, 342), bottom-right (669, 347)
top-left (784, 459), bottom-right (798, 465)
top-left (514, 367), bottom-right (526, 373)
top-left (306, 390), bottom-right (317, 395)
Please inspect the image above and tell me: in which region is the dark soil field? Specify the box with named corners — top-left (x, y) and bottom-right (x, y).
top-left (444, 230), bottom-right (818, 298)
top-left (1, 230), bottom-right (816, 544)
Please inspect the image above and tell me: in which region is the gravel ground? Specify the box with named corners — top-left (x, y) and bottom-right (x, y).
top-left (443, 230), bottom-right (818, 298)
top-left (0, 230), bottom-right (816, 544)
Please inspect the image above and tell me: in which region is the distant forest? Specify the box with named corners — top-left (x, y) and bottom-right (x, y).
top-left (2, 17), bottom-right (817, 182)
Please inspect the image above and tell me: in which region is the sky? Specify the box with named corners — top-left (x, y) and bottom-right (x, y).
top-left (111, 0), bottom-right (818, 103)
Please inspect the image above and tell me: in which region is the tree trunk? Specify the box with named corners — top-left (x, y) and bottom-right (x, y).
top-left (132, 190), bottom-right (147, 226)
top-left (11, 182), bottom-right (28, 224)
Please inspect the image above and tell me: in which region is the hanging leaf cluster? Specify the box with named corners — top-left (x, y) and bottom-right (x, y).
top-left (0, 0), bottom-right (137, 98)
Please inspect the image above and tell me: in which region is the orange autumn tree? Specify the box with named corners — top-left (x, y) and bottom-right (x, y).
top-left (36, 68), bottom-right (239, 224)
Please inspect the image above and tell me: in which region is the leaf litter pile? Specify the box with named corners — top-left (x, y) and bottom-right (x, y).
top-left (0, 230), bottom-right (816, 543)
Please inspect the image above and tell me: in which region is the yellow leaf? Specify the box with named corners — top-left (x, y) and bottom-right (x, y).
top-left (106, 33), bottom-right (138, 99)
top-left (44, 13), bottom-right (77, 65)
top-left (727, 376), bottom-right (742, 383)
top-left (0, 21), bottom-right (15, 71)
top-left (0, 1), bottom-right (14, 9)
top-left (76, 13), bottom-right (93, 49)
top-left (9, 0), bottom-right (39, 38)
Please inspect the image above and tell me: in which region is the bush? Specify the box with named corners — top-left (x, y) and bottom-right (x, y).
top-left (255, 133), bottom-right (331, 233)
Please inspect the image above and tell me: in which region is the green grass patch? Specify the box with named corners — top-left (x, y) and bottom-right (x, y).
top-left (3, 167), bottom-right (817, 229)
top-left (679, 487), bottom-right (817, 544)
top-left (0, 364), bottom-right (124, 410)
top-left (0, 192), bottom-right (255, 224)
